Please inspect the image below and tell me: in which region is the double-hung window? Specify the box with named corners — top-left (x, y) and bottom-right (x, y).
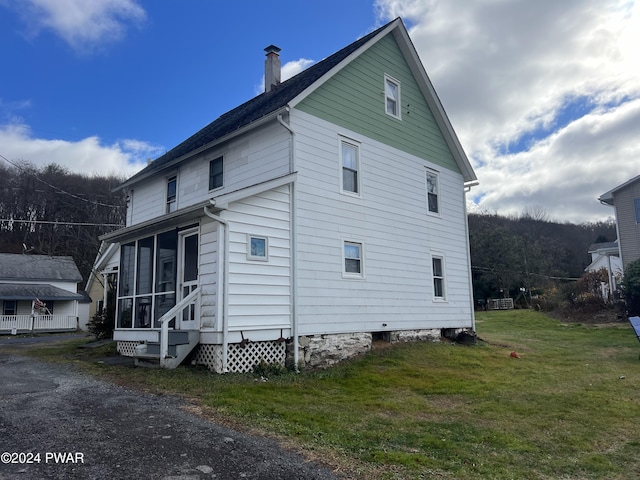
top-left (343, 241), bottom-right (363, 277)
top-left (166, 176), bottom-right (177, 213)
top-left (209, 156), bottom-right (223, 190)
top-left (432, 256), bottom-right (445, 300)
top-left (341, 139), bottom-right (360, 195)
top-left (385, 74), bottom-right (401, 119)
top-left (426, 170), bottom-right (439, 214)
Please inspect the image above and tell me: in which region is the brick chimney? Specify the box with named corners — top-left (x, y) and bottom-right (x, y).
top-left (264, 45), bottom-right (281, 93)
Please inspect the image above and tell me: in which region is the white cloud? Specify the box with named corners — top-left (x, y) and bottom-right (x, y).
top-left (375, 0), bottom-right (640, 223)
top-left (15, 0), bottom-right (145, 52)
top-left (0, 122), bottom-right (160, 178)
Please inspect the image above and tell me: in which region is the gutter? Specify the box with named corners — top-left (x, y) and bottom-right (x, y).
top-left (463, 181), bottom-right (477, 332)
top-left (203, 200), bottom-right (230, 373)
top-left (277, 107), bottom-right (300, 372)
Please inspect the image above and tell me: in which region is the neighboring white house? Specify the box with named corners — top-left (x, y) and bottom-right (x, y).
top-left (585, 241), bottom-right (623, 301)
top-left (0, 253), bottom-right (86, 333)
top-left (99, 18), bottom-right (478, 372)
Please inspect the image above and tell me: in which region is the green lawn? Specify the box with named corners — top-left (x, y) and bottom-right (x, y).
top-left (15, 310), bottom-right (640, 479)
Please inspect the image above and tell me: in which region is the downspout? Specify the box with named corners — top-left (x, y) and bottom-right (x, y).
top-left (606, 253), bottom-right (614, 301)
top-left (464, 181), bottom-right (479, 332)
top-left (277, 107), bottom-right (299, 372)
top-left (203, 201), bottom-right (230, 372)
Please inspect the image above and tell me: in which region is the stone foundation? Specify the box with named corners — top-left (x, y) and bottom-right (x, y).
top-left (389, 328), bottom-right (441, 343)
top-left (289, 329), bottom-right (445, 370)
top-left (293, 332), bottom-right (372, 369)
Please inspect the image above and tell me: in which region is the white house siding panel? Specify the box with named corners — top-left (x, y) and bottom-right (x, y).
top-left (224, 186), bottom-right (291, 337)
top-left (127, 122), bottom-right (291, 226)
top-left (199, 218), bottom-right (219, 328)
top-left (292, 110), bottom-right (473, 335)
top-left (613, 182), bottom-right (640, 268)
top-left (178, 123), bottom-right (290, 210)
top-left (129, 180), bottom-right (165, 226)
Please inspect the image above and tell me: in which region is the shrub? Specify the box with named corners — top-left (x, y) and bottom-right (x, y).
top-left (622, 259), bottom-right (640, 316)
top-left (87, 311), bottom-right (114, 340)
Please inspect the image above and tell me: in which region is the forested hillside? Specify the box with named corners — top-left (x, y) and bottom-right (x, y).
top-left (469, 213), bottom-right (616, 304)
top-left (0, 161), bottom-right (126, 281)
top-left (0, 162), bottom-right (618, 299)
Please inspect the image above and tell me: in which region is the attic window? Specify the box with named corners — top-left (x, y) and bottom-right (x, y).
top-left (635, 198), bottom-right (640, 223)
top-left (384, 74), bottom-right (401, 119)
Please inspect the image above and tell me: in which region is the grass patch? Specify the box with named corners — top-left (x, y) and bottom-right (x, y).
top-left (10, 310), bottom-right (640, 479)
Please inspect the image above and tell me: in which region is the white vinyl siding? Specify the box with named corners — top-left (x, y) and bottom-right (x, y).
top-left (292, 110), bottom-right (472, 335)
top-left (612, 181), bottom-right (640, 268)
top-left (224, 186), bottom-right (291, 335)
top-left (129, 122), bottom-right (290, 226)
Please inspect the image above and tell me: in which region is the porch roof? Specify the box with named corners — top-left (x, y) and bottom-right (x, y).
top-left (0, 284), bottom-right (84, 301)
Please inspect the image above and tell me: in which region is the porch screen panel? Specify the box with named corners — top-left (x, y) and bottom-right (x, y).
top-left (183, 234), bottom-right (198, 282)
top-left (154, 230), bottom-right (178, 327)
top-left (119, 243), bottom-right (135, 297)
top-left (117, 298), bottom-right (133, 328)
top-left (137, 237), bottom-right (154, 295)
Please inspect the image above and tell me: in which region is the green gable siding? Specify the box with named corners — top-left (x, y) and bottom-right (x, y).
top-left (296, 34), bottom-right (460, 174)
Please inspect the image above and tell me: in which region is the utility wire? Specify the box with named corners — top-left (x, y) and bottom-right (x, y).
top-left (471, 265), bottom-right (580, 281)
top-left (0, 218), bottom-right (124, 228)
top-left (0, 152), bottom-right (125, 209)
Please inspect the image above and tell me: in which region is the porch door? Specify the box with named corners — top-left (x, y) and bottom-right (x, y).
top-left (178, 231), bottom-right (199, 330)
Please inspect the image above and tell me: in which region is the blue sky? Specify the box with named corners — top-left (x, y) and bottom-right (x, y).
top-left (1, 0), bottom-right (639, 223)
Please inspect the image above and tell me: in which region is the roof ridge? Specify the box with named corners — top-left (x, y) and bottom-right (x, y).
top-left (118, 19), bottom-right (397, 189)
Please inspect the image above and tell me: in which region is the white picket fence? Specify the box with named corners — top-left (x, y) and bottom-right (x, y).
top-left (0, 315), bottom-right (78, 334)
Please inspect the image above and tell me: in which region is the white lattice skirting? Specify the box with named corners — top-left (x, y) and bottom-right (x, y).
top-left (195, 341), bottom-right (286, 373)
top-left (117, 341), bottom-right (140, 357)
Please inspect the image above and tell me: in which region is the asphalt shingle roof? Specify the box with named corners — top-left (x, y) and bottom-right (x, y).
top-left (0, 284), bottom-right (84, 301)
top-left (119, 20), bottom-right (392, 189)
top-left (0, 254), bottom-right (83, 283)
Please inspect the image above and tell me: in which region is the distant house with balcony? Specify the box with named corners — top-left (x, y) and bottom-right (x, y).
top-left (585, 241), bottom-right (623, 301)
top-left (0, 253), bottom-right (86, 333)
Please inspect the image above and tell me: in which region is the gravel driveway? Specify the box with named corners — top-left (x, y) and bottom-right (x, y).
top-left (0, 349), bottom-right (339, 480)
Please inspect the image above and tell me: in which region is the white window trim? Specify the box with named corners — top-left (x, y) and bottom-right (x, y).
top-left (208, 156), bottom-right (224, 192)
top-left (432, 254), bottom-right (447, 301)
top-left (166, 175), bottom-right (178, 214)
top-left (426, 168), bottom-right (440, 217)
top-left (342, 239), bottom-right (365, 279)
top-left (339, 136), bottom-right (362, 197)
top-left (384, 74), bottom-right (402, 120)
top-left (247, 234), bottom-right (269, 261)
